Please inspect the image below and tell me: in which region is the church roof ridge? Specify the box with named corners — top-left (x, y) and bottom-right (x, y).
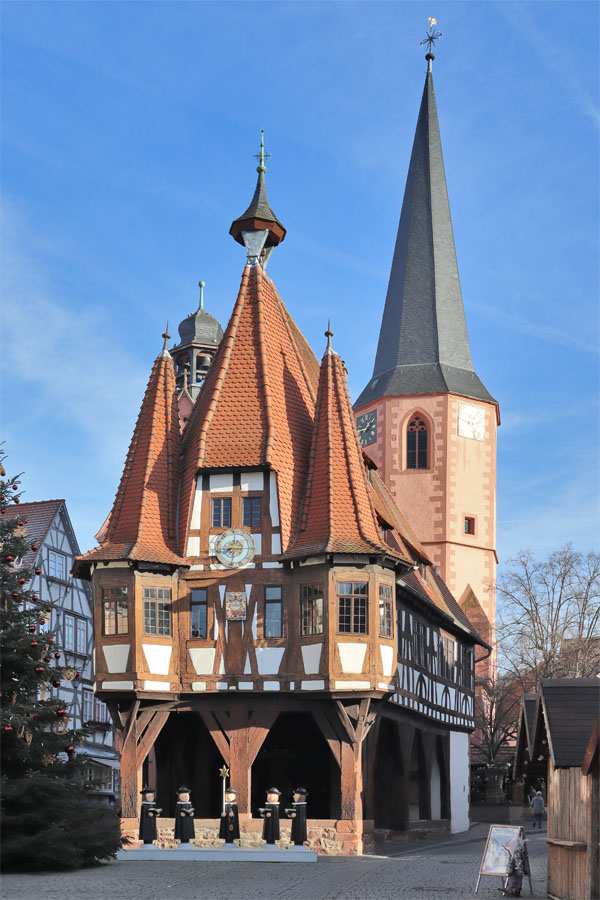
top-left (75, 340), bottom-right (185, 573)
top-left (356, 61), bottom-right (496, 410)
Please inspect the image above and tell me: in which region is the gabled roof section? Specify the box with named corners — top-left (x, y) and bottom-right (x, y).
top-left (534, 678), bottom-right (600, 768)
top-left (75, 343), bottom-right (185, 575)
top-left (356, 64), bottom-right (495, 409)
top-left (6, 500), bottom-right (64, 568)
top-left (180, 264), bottom-right (319, 554)
top-left (285, 336), bottom-right (403, 560)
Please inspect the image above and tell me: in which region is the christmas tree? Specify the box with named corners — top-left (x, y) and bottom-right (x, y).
top-left (0, 448), bottom-right (122, 870)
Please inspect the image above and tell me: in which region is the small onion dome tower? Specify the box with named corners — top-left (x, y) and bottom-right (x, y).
top-left (229, 129), bottom-right (286, 269)
top-left (171, 280), bottom-right (224, 403)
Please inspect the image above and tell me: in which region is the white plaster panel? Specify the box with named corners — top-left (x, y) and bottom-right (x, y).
top-left (239, 681), bottom-right (254, 690)
top-left (450, 731), bottom-right (470, 834)
top-left (289, 681), bottom-right (295, 690)
top-left (271, 534), bottom-right (281, 555)
top-left (377, 683), bottom-right (395, 691)
top-left (301, 643), bottom-right (322, 675)
top-left (190, 564), bottom-right (204, 571)
top-left (431, 755), bottom-right (442, 820)
top-left (244, 655), bottom-right (252, 675)
top-left (255, 647), bottom-right (285, 675)
top-left (253, 533), bottom-right (262, 555)
top-left (103, 644), bottom-right (130, 674)
top-left (143, 680), bottom-right (170, 692)
top-left (301, 680), bottom-right (325, 690)
top-left (210, 474), bottom-right (234, 493)
top-left (334, 680), bottom-right (371, 690)
top-left (337, 642), bottom-right (367, 674)
top-left (188, 647), bottom-right (216, 675)
top-left (186, 536), bottom-right (200, 556)
top-left (191, 682), bottom-right (206, 691)
top-left (219, 655), bottom-right (226, 674)
top-left (92, 648), bottom-right (96, 676)
top-left (142, 644), bottom-right (172, 675)
top-left (262, 562), bottom-right (282, 568)
top-left (269, 473), bottom-right (279, 526)
top-left (380, 645), bottom-right (394, 676)
top-left (190, 478), bottom-right (203, 529)
top-left (102, 681), bottom-right (133, 690)
top-left (217, 682), bottom-right (228, 690)
top-left (240, 472), bottom-right (263, 492)
top-left (214, 613), bottom-right (219, 640)
top-left (263, 681), bottom-right (280, 691)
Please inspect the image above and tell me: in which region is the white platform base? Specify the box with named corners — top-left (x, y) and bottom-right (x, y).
top-left (117, 845), bottom-right (318, 862)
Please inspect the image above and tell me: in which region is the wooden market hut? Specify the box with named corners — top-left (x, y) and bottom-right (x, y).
top-left (515, 678), bottom-right (599, 900)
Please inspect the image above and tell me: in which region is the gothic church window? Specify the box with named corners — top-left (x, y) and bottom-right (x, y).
top-left (337, 582), bottom-right (368, 634)
top-left (300, 585), bottom-right (323, 636)
top-left (407, 416), bottom-right (428, 469)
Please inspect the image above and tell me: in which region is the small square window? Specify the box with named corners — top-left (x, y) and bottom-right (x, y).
top-left (464, 517), bottom-right (475, 535)
top-left (243, 497), bottom-right (262, 528)
top-left (212, 498), bottom-right (232, 528)
top-left (48, 550), bottom-right (67, 580)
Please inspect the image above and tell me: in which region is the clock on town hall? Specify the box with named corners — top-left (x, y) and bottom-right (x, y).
top-left (214, 529), bottom-right (256, 568)
top-left (356, 409), bottom-right (377, 447)
top-left (457, 402), bottom-right (485, 441)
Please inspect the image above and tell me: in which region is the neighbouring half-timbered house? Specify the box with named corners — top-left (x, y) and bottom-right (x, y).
top-left (8, 500), bottom-right (119, 804)
top-left (74, 71), bottom-right (489, 850)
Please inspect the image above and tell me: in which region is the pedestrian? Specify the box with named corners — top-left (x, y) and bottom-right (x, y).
top-left (501, 832), bottom-right (528, 897)
top-left (530, 790), bottom-right (545, 829)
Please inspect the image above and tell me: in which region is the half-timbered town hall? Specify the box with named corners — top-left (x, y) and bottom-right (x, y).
top-left (74, 53), bottom-right (491, 853)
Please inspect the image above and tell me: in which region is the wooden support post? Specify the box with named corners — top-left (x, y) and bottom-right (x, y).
top-left (120, 723), bottom-right (141, 818)
top-left (340, 738), bottom-right (363, 821)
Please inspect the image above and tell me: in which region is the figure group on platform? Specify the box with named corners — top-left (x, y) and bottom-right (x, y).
top-left (137, 782), bottom-right (310, 850)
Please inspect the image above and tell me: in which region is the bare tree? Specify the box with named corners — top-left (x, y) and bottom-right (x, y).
top-left (496, 545), bottom-right (600, 687)
top-left (472, 672), bottom-right (523, 765)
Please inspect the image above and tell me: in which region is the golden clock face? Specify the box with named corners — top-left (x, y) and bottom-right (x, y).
top-left (213, 529), bottom-right (255, 569)
top-left (458, 402), bottom-right (485, 441)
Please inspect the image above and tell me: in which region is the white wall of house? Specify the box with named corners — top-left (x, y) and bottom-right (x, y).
top-left (449, 730), bottom-right (470, 833)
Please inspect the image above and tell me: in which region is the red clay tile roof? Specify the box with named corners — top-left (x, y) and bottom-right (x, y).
top-left (285, 342), bottom-right (404, 560)
top-left (75, 347), bottom-right (185, 571)
top-left (5, 500), bottom-right (64, 568)
top-left (179, 264), bottom-right (319, 554)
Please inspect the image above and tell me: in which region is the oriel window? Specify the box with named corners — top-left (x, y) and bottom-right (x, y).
top-left (407, 416), bottom-right (428, 469)
top-left (243, 496), bottom-right (261, 528)
top-left (300, 585), bottom-right (324, 636)
top-left (379, 584), bottom-right (393, 637)
top-left (212, 497), bottom-right (231, 528)
top-left (191, 588), bottom-right (208, 639)
top-left (143, 587), bottom-right (171, 636)
top-left (264, 586), bottom-right (282, 638)
top-left (102, 586), bottom-right (129, 636)
top-left (337, 582), bottom-right (368, 634)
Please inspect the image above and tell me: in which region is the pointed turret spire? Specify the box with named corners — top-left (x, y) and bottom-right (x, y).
top-left (285, 336), bottom-right (400, 560)
top-left (74, 338), bottom-right (185, 574)
top-left (356, 33), bottom-right (495, 409)
top-left (229, 130), bottom-right (286, 265)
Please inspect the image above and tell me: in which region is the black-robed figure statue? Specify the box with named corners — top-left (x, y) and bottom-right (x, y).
top-left (260, 787), bottom-right (281, 845)
top-left (285, 787), bottom-right (308, 845)
top-left (139, 785), bottom-right (161, 844)
top-left (174, 786), bottom-right (195, 844)
top-left (219, 787), bottom-right (240, 843)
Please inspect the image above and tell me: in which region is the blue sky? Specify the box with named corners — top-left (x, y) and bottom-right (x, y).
top-left (1, 1), bottom-right (598, 570)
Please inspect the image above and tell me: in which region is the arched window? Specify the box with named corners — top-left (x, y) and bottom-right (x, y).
top-left (407, 416), bottom-right (428, 469)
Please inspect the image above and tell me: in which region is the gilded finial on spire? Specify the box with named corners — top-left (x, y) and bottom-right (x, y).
top-left (254, 129), bottom-right (271, 174)
top-left (162, 322), bottom-right (171, 353)
top-left (420, 17), bottom-right (442, 70)
top-left (198, 280), bottom-right (205, 310)
top-left (325, 319), bottom-right (334, 352)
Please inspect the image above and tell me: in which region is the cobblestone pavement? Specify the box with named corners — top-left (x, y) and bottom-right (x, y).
top-left (2, 828), bottom-right (548, 900)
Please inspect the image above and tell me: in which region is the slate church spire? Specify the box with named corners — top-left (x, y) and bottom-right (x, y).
top-left (355, 39), bottom-right (495, 409)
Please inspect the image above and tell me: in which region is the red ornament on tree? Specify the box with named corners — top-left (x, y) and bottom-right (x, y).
top-left (28, 625), bottom-right (36, 633)
top-left (73, 671), bottom-right (80, 678)
top-left (11, 591), bottom-right (19, 598)
top-left (54, 652), bottom-right (61, 659)
top-left (35, 665), bottom-right (45, 673)
top-left (56, 708), bottom-right (66, 717)
top-left (31, 544), bottom-right (38, 551)
top-left (35, 568), bottom-right (41, 575)
top-left (47, 637), bottom-right (55, 644)
top-left (32, 594), bottom-right (39, 601)
top-left (65, 745), bottom-right (75, 755)
top-left (39, 618), bottom-right (46, 625)
top-left (30, 640), bottom-right (38, 647)
top-left (14, 497), bottom-right (20, 504)
top-left (5, 555), bottom-right (14, 562)
top-left (18, 578), bottom-right (25, 584)
top-left (12, 484), bottom-right (18, 490)
top-left (17, 521), bottom-right (23, 526)
top-left (52, 680), bottom-right (61, 687)
top-left (4, 725), bottom-right (13, 732)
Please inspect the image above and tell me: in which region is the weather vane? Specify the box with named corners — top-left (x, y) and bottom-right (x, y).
top-left (420, 17), bottom-right (443, 55)
top-left (254, 129), bottom-right (271, 173)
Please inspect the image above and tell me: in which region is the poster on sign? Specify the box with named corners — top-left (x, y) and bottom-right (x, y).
top-left (475, 825), bottom-right (532, 894)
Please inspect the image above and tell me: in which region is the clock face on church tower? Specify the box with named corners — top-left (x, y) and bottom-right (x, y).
top-left (356, 409), bottom-right (377, 447)
top-left (458, 402), bottom-right (485, 441)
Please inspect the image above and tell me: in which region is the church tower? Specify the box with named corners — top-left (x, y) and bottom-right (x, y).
top-left (354, 43), bottom-right (499, 644)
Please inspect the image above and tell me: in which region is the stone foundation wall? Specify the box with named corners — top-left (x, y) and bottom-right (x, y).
top-left (121, 817), bottom-right (374, 856)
